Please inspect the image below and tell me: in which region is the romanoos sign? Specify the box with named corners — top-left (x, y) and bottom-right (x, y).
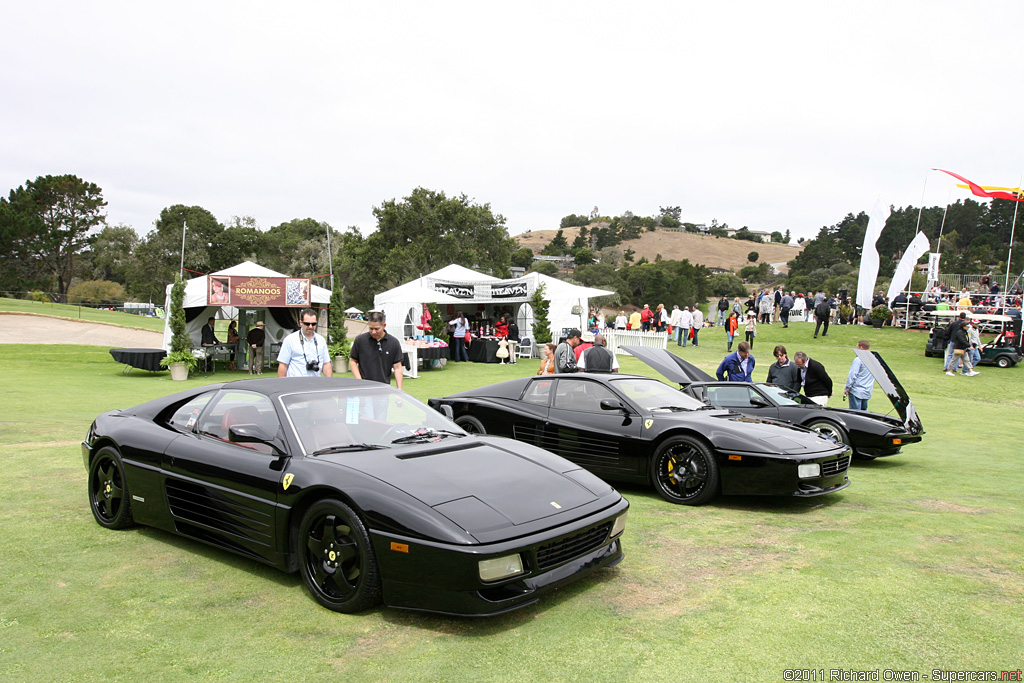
top-left (207, 275), bottom-right (311, 307)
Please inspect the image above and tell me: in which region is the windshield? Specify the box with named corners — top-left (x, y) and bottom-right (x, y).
top-left (611, 377), bottom-right (706, 412)
top-left (759, 383), bottom-right (812, 406)
top-left (281, 387), bottom-right (465, 454)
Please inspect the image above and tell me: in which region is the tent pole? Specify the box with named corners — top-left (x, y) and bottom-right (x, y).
top-left (1003, 176), bottom-right (1022, 301)
top-left (179, 220), bottom-right (187, 280)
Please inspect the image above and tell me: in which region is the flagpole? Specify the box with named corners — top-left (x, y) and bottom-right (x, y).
top-left (913, 172), bottom-right (928, 234)
top-left (1002, 176), bottom-right (1022, 302)
top-left (179, 220), bottom-right (187, 280)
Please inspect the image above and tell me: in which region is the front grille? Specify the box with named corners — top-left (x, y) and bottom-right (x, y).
top-left (536, 522), bottom-right (612, 571)
top-left (821, 456), bottom-right (851, 477)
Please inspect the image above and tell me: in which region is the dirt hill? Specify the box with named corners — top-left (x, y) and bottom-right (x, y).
top-left (515, 225), bottom-right (803, 273)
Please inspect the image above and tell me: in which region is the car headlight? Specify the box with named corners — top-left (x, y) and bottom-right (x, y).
top-left (610, 512), bottom-right (627, 539)
top-left (478, 554), bottom-right (524, 582)
top-left (798, 463), bottom-right (821, 478)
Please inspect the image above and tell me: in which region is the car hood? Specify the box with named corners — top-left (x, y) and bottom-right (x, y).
top-left (854, 349), bottom-right (923, 434)
top-left (709, 414), bottom-right (848, 455)
top-left (620, 345), bottom-right (714, 385)
top-left (626, 346), bottom-right (922, 435)
top-left (320, 438), bottom-right (605, 536)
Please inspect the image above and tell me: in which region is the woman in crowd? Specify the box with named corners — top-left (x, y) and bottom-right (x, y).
top-left (226, 320), bottom-right (240, 370)
top-left (725, 311), bottom-right (739, 351)
top-left (537, 342), bottom-right (557, 375)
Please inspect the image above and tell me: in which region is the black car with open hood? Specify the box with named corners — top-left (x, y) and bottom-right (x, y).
top-left (622, 346), bottom-right (923, 459)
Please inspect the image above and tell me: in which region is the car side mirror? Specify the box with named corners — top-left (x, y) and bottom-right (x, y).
top-left (438, 404), bottom-right (454, 420)
top-left (600, 399), bottom-right (627, 412)
top-left (228, 424), bottom-right (283, 454)
top-left (749, 395), bottom-right (771, 408)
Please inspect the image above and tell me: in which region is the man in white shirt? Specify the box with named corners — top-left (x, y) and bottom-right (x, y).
top-left (277, 309), bottom-right (333, 378)
top-left (690, 305), bottom-right (703, 346)
top-left (676, 306), bottom-right (693, 347)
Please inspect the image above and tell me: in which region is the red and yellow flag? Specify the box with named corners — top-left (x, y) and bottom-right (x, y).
top-left (933, 168), bottom-right (1024, 201)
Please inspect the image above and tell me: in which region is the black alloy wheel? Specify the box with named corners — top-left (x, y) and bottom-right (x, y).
top-left (88, 447), bottom-right (134, 529)
top-left (297, 499), bottom-right (381, 613)
top-left (650, 436), bottom-right (719, 505)
top-left (455, 415), bottom-right (487, 434)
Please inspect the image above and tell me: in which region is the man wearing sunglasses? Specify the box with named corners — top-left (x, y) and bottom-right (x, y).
top-left (277, 309), bottom-right (333, 377)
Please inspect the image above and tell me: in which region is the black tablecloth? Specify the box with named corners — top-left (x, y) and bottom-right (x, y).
top-left (467, 338), bottom-right (502, 363)
top-left (110, 348), bottom-right (167, 372)
top-left (415, 346), bottom-right (450, 360)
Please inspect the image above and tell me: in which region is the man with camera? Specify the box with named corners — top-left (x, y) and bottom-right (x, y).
top-left (277, 309), bottom-right (333, 377)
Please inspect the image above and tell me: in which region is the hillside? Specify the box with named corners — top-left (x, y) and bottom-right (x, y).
top-left (515, 225), bottom-right (804, 273)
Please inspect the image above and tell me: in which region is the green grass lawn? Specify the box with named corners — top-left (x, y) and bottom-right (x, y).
top-left (0, 296), bottom-right (166, 332)
top-left (1, 322), bottom-right (1022, 682)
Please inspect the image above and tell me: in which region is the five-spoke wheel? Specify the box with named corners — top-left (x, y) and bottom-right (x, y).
top-left (87, 447), bottom-right (134, 529)
top-left (297, 499), bottom-right (381, 613)
top-left (454, 415), bottom-right (486, 434)
top-left (650, 436), bottom-right (719, 505)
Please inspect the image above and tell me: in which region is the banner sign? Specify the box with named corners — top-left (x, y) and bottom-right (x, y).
top-left (434, 283), bottom-right (475, 299)
top-left (489, 282), bottom-right (529, 298)
top-left (207, 275), bottom-right (311, 307)
top-left (927, 253), bottom-right (941, 283)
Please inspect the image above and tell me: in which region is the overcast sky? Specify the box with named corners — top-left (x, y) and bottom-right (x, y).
top-left (3, 1), bottom-right (1021, 243)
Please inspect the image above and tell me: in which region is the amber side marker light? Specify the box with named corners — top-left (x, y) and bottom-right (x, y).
top-left (891, 438), bottom-right (902, 445)
top-left (728, 455), bottom-right (742, 461)
top-left (390, 542), bottom-right (409, 553)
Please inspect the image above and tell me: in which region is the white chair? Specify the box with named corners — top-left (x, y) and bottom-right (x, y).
top-left (517, 337), bottom-right (533, 359)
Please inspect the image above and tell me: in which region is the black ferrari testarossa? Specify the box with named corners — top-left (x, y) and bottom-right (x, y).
top-left (83, 377), bottom-right (628, 616)
top-left (621, 346), bottom-right (924, 459)
top-left (428, 371), bottom-right (852, 506)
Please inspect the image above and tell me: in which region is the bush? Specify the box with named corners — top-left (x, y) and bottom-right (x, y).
top-left (531, 283), bottom-right (552, 344)
top-left (68, 280), bottom-right (126, 304)
top-left (708, 273), bottom-right (748, 298)
top-left (868, 305), bottom-right (892, 321)
top-left (328, 278), bottom-right (350, 358)
top-left (29, 291), bottom-right (49, 302)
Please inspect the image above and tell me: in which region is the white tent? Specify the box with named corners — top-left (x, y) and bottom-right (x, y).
top-left (373, 265), bottom-right (612, 341)
top-left (161, 261), bottom-right (332, 353)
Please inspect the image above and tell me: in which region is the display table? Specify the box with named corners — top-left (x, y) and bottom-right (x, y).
top-left (110, 348), bottom-right (167, 374)
top-left (467, 338), bottom-right (502, 363)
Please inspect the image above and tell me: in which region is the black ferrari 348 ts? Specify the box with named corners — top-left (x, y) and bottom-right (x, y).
top-left (622, 347), bottom-right (924, 460)
top-left (83, 378), bottom-right (628, 616)
top-left (429, 373), bottom-right (852, 506)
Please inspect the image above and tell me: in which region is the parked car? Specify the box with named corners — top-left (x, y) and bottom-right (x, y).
top-left (84, 377), bottom-right (628, 616)
top-left (429, 374), bottom-right (851, 506)
top-left (622, 346), bottom-right (923, 459)
top-left (924, 311), bottom-right (1021, 368)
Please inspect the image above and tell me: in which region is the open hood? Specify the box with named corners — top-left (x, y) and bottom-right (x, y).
top-left (855, 349), bottom-right (923, 434)
top-left (621, 346), bottom-right (714, 386)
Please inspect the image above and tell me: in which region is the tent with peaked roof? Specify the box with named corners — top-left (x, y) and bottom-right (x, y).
top-left (373, 264), bottom-right (612, 342)
top-left (161, 261), bottom-right (333, 357)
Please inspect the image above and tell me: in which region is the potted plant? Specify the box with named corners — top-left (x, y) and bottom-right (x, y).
top-left (868, 304), bottom-right (891, 328)
top-left (160, 276), bottom-right (197, 380)
top-left (328, 278), bottom-right (350, 374)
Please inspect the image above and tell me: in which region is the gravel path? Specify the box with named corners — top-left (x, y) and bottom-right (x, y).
top-left (0, 313), bottom-right (164, 347)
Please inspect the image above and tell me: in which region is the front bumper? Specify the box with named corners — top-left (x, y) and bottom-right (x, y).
top-left (370, 498), bottom-right (628, 616)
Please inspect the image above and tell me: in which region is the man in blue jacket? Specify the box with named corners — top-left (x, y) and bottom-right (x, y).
top-left (716, 341), bottom-right (755, 381)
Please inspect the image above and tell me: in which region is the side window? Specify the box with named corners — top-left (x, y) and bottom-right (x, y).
top-left (522, 379), bottom-right (553, 406)
top-left (167, 393), bottom-right (215, 432)
top-left (552, 379), bottom-right (617, 413)
top-left (197, 390), bottom-right (280, 453)
top-left (705, 385), bottom-right (758, 408)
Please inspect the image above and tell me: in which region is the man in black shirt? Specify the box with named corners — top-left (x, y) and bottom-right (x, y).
top-left (349, 311), bottom-right (404, 389)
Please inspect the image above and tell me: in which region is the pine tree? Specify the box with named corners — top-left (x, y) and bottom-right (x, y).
top-left (328, 277), bottom-right (350, 357)
top-left (531, 283), bottom-right (552, 344)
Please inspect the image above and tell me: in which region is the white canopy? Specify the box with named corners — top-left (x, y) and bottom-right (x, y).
top-left (162, 261), bottom-right (332, 351)
top-left (344, 306), bottom-right (364, 314)
top-left (373, 264), bottom-right (613, 341)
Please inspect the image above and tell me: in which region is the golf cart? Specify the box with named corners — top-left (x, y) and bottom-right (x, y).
top-left (924, 310), bottom-right (1022, 368)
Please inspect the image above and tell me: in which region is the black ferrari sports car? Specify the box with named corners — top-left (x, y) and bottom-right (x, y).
top-left (622, 346), bottom-right (924, 459)
top-left (83, 377), bottom-right (628, 616)
top-left (428, 373), bottom-right (852, 506)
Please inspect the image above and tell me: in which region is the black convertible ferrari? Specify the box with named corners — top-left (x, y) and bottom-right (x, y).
top-left (622, 346), bottom-right (924, 459)
top-left (429, 373), bottom-right (852, 505)
top-left (83, 377), bottom-right (628, 616)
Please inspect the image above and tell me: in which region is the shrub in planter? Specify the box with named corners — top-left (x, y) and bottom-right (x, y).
top-left (868, 305), bottom-right (891, 327)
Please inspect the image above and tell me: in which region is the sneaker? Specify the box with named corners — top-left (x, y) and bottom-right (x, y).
top-left (965, 370), bottom-right (980, 376)
top-left (945, 371), bottom-right (956, 376)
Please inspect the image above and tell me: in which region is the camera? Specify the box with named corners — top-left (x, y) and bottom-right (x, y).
top-left (306, 360), bottom-right (320, 371)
